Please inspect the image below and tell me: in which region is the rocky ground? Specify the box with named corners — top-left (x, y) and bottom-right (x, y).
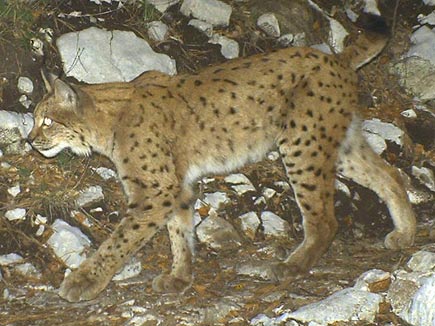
top-left (0, 0), bottom-right (434, 325)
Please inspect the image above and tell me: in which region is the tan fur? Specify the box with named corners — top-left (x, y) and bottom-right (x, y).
top-left (29, 31), bottom-right (415, 302)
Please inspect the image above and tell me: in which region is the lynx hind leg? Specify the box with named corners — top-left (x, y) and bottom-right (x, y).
top-left (152, 189), bottom-right (194, 293)
top-left (337, 120), bottom-right (416, 249)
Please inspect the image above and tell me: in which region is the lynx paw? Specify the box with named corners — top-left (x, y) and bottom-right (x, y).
top-left (59, 267), bottom-right (110, 302)
top-left (384, 230), bottom-right (414, 250)
top-left (152, 273), bottom-right (191, 293)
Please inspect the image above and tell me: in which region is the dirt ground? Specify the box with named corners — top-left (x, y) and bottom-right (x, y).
top-left (0, 1), bottom-right (434, 325)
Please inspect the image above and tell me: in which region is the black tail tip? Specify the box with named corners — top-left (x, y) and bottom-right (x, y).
top-left (355, 13), bottom-right (390, 37)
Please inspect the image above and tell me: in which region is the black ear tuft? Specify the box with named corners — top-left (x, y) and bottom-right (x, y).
top-left (355, 13), bottom-right (390, 37)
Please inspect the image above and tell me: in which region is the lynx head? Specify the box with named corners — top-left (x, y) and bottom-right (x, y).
top-left (28, 72), bottom-right (92, 158)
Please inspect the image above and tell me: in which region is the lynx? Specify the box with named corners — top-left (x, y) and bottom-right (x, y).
top-left (29, 14), bottom-right (416, 302)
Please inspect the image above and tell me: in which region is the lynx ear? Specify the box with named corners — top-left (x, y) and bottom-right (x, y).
top-left (40, 70), bottom-right (58, 93)
top-left (53, 78), bottom-right (78, 109)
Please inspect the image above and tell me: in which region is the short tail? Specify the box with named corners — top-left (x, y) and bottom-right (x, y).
top-left (340, 13), bottom-right (390, 70)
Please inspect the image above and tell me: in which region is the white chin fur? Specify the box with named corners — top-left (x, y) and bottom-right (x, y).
top-left (38, 145), bottom-right (66, 158)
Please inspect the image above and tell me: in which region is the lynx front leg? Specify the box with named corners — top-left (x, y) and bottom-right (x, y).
top-left (59, 197), bottom-right (174, 302)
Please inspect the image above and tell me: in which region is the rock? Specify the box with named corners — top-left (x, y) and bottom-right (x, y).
top-left (423, 0), bottom-right (435, 5)
top-left (257, 13), bottom-right (281, 38)
top-left (238, 211), bottom-right (260, 239)
top-left (30, 37), bottom-right (44, 56)
top-left (112, 258), bottom-right (142, 281)
top-left (327, 18), bottom-right (348, 53)
top-left (57, 27), bottom-right (176, 84)
top-left (147, 0), bottom-right (179, 13)
top-left (76, 185), bottom-right (104, 207)
top-left (93, 166), bottom-right (117, 180)
top-left (407, 26), bottom-right (435, 66)
top-left (147, 21), bottom-right (168, 41)
top-left (279, 288), bottom-right (383, 325)
top-left (0, 111), bottom-right (34, 154)
top-left (401, 109), bottom-right (417, 118)
top-left (202, 191), bottom-right (230, 210)
top-left (209, 34), bottom-right (239, 59)
top-left (411, 166), bottom-right (435, 192)
top-left (7, 184), bottom-right (21, 197)
top-left (354, 269), bottom-right (391, 293)
top-left (277, 34), bottom-right (294, 47)
top-left (362, 0), bottom-right (381, 15)
top-left (5, 208), bottom-right (26, 221)
top-left (335, 179), bottom-right (351, 197)
top-left (0, 253), bottom-right (24, 266)
top-left (196, 212), bottom-right (242, 250)
top-left (47, 219), bottom-right (91, 268)
top-left (15, 263), bottom-right (41, 278)
top-left (188, 19), bottom-right (214, 37)
top-left (19, 95), bottom-right (32, 109)
top-left (261, 211), bottom-right (290, 238)
top-left (262, 187), bottom-right (276, 199)
top-left (224, 173), bottom-right (256, 195)
top-left (362, 118), bottom-right (404, 154)
top-left (267, 151), bottom-right (280, 161)
top-left (407, 250), bottom-right (435, 272)
top-left (180, 0), bottom-right (232, 27)
top-left (17, 77), bottom-right (34, 94)
top-left (418, 11), bottom-right (435, 25)
top-left (236, 261), bottom-right (275, 280)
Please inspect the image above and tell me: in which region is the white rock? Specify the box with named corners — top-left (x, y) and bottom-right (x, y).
top-left (407, 250), bottom-right (435, 272)
top-left (362, 118), bottom-right (404, 146)
top-left (280, 288), bottom-right (382, 325)
top-left (188, 19), bottom-right (213, 37)
top-left (335, 179), bottom-right (351, 197)
top-left (57, 27), bottom-right (176, 84)
top-left (253, 196), bottom-right (266, 206)
top-left (237, 261), bottom-right (275, 280)
top-left (406, 26), bottom-right (435, 66)
top-left (257, 13), bottom-right (280, 38)
top-left (147, 0), bottom-right (179, 12)
top-left (397, 274), bottom-right (435, 326)
top-left (7, 185), bottom-right (21, 197)
top-left (47, 219), bottom-right (91, 268)
top-left (418, 11), bottom-right (435, 25)
top-left (0, 253), bottom-right (24, 266)
top-left (267, 151), bottom-right (280, 161)
top-left (362, 132), bottom-right (386, 155)
top-left (203, 191), bottom-right (230, 210)
top-left (180, 0), bottom-right (232, 27)
top-left (5, 208), bottom-right (26, 221)
top-left (17, 77), bottom-right (34, 94)
top-left (423, 0), bottom-right (435, 5)
top-left (362, 0), bottom-right (381, 15)
top-left (35, 214), bottom-right (47, 225)
top-left (19, 94), bottom-right (32, 109)
top-left (15, 262), bottom-right (41, 278)
top-left (262, 187), bottom-right (276, 199)
top-left (261, 211), bottom-right (290, 238)
top-left (147, 21), bottom-right (168, 41)
top-left (196, 213), bottom-right (241, 250)
top-left (0, 111), bottom-right (34, 139)
top-left (0, 149), bottom-right (3, 157)
top-left (411, 166), bottom-right (435, 192)
top-left (76, 185), bottom-right (104, 207)
top-left (354, 269), bottom-right (391, 291)
top-left (328, 18), bottom-right (349, 53)
top-left (209, 34), bottom-right (239, 59)
top-left (94, 166), bottom-right (117, 180)
top-left (401, 109), bottom-right (417, 118)
top-left (238, 211), bottom-right (260, 239)
top-left (113, 258), bottom-right (142, 281)
top-left (36, 225), bottom-right (45, 237)
top-left (278, 34), bottom-right (294, 47)
top-left (30, 37), bottom-right (44, 56)
top-left (292, 32), bottom-right (306, 47)
top-left (345, 8), bottom-right (359, 22)
top-left (224, 173), bottom-right (256, 194)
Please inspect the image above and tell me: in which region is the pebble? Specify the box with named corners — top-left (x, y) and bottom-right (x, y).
top-left (196, 212), bottom-right (241, 250)
top-left (238, 211), bottom-right (260, 239)
top-left (5, 208), bottom-right (26, 221)
top-left (0, 253), bottom-right (24, 266)
top-left (147, 0), bottom-right (179, 12)
top-left (180, 0), bottom-right (232, 27)
top-left (94, 167), bottom-right (117, 180)
top-left (7, 184), bottom-right (21, 197)
top-left (209, 34), bottom-right (239, 59)
top-left (47, 219), bottom-right (91, 268)
top-left (17, 77), bottom-right (34, 94)
top-left (188, 19), bottom-right (213, 37)
top-left (411, 166), bottom-right (435, 192)
top-left (261, 211), bottom-right (290, 238)
top-left (147, 21), bottom-right (168, 41)
top-left (407, 250), bottom-right (435, 272)
top-left (257, 13), bottom-right (280, 38)
top-left (277, 34), bottom-right (294, 47)
top-left (76, 185), bottom-right (104, 207)
top-left (224, 173), bottom-right (256, 194)
top-left (19, 95), bottom-right (32, 109)
top-left (354, 269), bottom-right (391, 292)
top-left (202, 191), bottom-right (230, 210)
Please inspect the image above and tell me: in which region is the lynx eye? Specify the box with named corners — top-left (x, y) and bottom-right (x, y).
top-left (43, 117), bottom-right (53, 127)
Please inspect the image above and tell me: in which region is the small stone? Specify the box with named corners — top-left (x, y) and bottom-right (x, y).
top-left (224, 173), bottom-right (256, 194)
top-left (15, 262), bottom-right (41, 278)
top-left (5, 208), bottom-right (26, 221)
top-left (180, 0), bottom-right (232, 27)
top-left (236, 261), bottom-right (275, 280)
top-left (47, 219), bottom-right (91, 268)
top-left (112, 258), bottom-right (142, 281)
top-left (262, 187), bottom-right (276, 199)
top-left (147, 0), bottom-right (179, 12)
top-left (407, 250), bottom-right (435, 272)
top-left (188, 19), bottom-right (213, 37)
top-left (17, 77), bottom-right (34, 94)
top-left (203, 191), bottom-right (230, 210)
top-left (0, 253), bottom-right (24, 266)
top-left (7, 184), bottom-right (21, 197)
top-left (411, 166), bottom-right (435, 192)
top-left (209, 34), bottom-right (239, 59)
top-left (257, 13), bottom-right (280, 38)
top-left (94, 167), bottom-right (117, 180)
top-left (30, 37), bottom-right (44, 56)
top-left (238, 212), bottom-right (260, 239)
top-left (261, 211), bottom-right (290, 238)
top-left (267, 151), bottom-right (280, 161)
top-left (36, 225), bottom-right (45, 237)
top-left (35, 214), bottom-right (47, 225)
top-left (278, 34), bottom-right (294, 47)
top-left (147, 21), bottom-right (168, 41)
top-left (335, 179), bottom-right (351, 197)
top-left (354, 269), bottom-right (391, 293)
top-left (401, 109), bottom-right (417, 118)
top-left (19, 95), bottom-right (32, 109)
top-left (76, 185), bottom-right (104, 207)
top-left (196, 212), bottom-right (241, 250)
